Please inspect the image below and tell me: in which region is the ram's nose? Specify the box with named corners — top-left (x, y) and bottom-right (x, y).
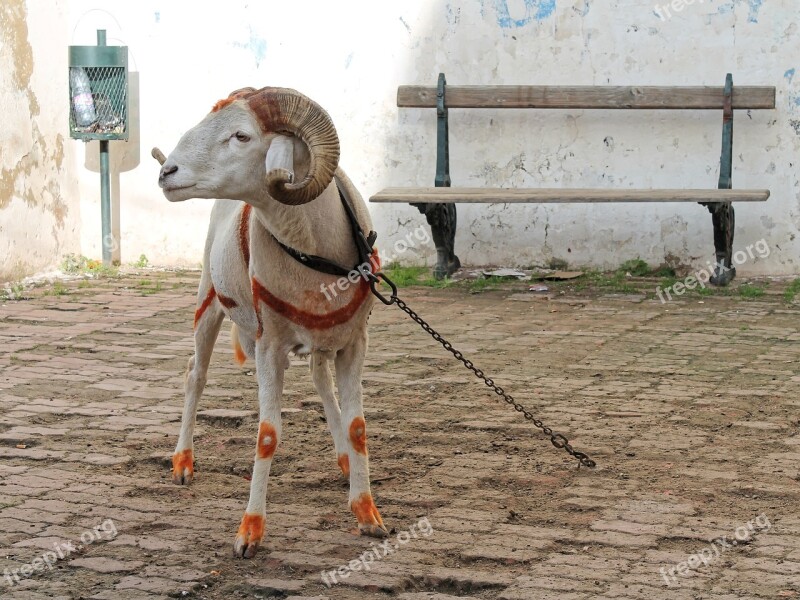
top-left (158, 163), bottom-right (178, 185)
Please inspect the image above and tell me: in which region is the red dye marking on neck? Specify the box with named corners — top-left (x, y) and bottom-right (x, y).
top-left (251, 249), bottom-right (379, 337)
top-left (256, 421), bottom-right (278, 459)
top-left (253, 277), bottom-right (369, 335)
top-left (239, 204), bottom-right (252, 267)
top-left (348, 417), bottom-right (368, 456)
top-left (194, 287), bottom-right (217, 329)
top-left (217, 292), bottom-right (238, 309)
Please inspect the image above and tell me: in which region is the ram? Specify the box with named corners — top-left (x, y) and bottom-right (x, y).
top-left (153, 86), bottom-right (386, 558)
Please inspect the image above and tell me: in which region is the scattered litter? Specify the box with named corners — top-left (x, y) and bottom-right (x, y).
top-left (16, 444), bottom-right (27, 449)
top-left (482, 268), bottom-right (529, 280)
top-left (532, 271), bottom-right (584, 281)
top-left (529, 284), bottom-right (550, 293)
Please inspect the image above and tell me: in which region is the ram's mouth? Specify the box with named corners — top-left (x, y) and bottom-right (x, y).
top-left (161, 183), bottom-right (196, 193)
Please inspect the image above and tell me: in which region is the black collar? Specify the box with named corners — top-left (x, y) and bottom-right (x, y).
top-left (274, 179), bottom-right (378, 279)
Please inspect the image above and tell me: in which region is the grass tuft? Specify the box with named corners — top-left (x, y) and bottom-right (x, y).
top-left (784, 278), bottom-right (800, 303)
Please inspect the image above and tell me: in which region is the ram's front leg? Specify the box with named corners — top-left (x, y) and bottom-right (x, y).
top-left (233, 340), bottom-right (284, 558)
top-left (173, 282), bottom-right (224, 485)
top-left (335, 330), bottom-right (388, 537)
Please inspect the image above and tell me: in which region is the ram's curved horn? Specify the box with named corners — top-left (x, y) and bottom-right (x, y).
top-left (242, 87), bottom-right (339, 206)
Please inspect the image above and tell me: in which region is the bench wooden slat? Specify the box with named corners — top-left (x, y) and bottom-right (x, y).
top-left (370, 188), bottom-right (771, 204)
top-left (397, 85), bottom-right (776, 110)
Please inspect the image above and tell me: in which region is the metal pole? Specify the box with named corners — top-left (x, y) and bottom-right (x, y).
top-left (100, 140), bottom-right (112, 265)
top-left (97, 29), bottom-right (112, 266)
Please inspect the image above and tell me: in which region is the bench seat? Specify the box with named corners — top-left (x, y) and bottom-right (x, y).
top-left (371, 188), bottom-right (770, 204)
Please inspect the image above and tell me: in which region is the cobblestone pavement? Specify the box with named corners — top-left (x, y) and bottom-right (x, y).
top-left (1, 270), bottom-right (799, 599)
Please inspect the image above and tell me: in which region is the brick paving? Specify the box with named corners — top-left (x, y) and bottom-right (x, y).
top-left (1, 270), bottom-right (799, 599)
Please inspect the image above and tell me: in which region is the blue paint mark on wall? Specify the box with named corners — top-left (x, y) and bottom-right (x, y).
top-left (234, 27), bottom-right (267, 68)
top-left (786, 69), bottom-right (800, 108)
top-left (718, 0), bottom-right (764, 24)
top-left (493, 0), bottom-right (556, 28)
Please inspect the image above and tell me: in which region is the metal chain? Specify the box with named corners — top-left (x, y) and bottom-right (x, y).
top-left (369, 273), bottom-right (596, 469)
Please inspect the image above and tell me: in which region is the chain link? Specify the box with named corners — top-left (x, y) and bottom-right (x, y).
top-left (384, 289), bottom-right (596, 469)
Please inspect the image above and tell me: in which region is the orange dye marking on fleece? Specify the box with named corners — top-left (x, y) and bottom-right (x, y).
top-left (236, 512), bottom-right (265, 541)
top-left (256, 422), bottom-right (278, 459)
top-left (337, 454), bottom-right (350, 477)
top-left (172, 449), bottom-right (194, 477)
top-left (193, 287), bottom-right (217, 329)
top-left (251, 249), bottom-right (379, 337)
top-left (350, 493), bottom-right (384, 527)
top-left (232, 335), bottom-right (247, 366)
top-left (217, 292), bottom-right (238, 309)
top-left (239, 203), bottom-right (252, 267)
top-left (348, 417), bottom-right (368, 455)
top-left (211, 96), bottom-right (237, 112)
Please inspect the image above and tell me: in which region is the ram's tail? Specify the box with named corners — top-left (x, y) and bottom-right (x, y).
top-left (230, 323), bottom-right (254, 365)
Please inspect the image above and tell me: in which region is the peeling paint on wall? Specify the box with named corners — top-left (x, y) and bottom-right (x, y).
top-left (0, 0), bottom-right (80, 281)
top-left (491, 0), bottom-right (557, 28)
top-left (718, 0), bottom-right (764, 23)
top-left (233, 26), bottom-right (267, 67)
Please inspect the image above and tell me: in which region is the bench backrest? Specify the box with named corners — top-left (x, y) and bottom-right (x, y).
top-left (396, 73), bottom-right (775, 191)
top-left (398, 84), bottom-right (776, 110)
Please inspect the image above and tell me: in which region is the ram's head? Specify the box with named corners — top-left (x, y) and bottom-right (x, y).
top-left (154, 87), bottom-right (339, 206)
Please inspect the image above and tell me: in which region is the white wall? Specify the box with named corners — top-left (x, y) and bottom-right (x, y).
top-left (69, 0), bottom-right (799, 274)
top-left (0, 0), bottom-right (81, 282)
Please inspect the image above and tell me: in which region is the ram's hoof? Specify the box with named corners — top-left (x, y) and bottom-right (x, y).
top-left (171, 449), bottom-right (194, 485)
top-left (359, 523), bottom-right (389, 538)
top-left (233, 513), bottom-right (265, 559)
top-left (350, 493), bottom-right (387, 537)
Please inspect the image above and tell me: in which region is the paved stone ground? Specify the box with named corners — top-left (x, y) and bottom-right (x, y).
top-left (1, 270), bottom-right (799, 599)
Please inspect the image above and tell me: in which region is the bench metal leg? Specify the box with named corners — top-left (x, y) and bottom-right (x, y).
top-left (706, 73), bottom-right (736, 287)
top-left (416, 203), bottom-right (460, 279)
top-left (707, 203), bottom-right (736, 286)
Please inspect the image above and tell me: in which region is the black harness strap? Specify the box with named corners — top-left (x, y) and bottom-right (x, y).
top-left (275, 180), bottom-right (378, 278)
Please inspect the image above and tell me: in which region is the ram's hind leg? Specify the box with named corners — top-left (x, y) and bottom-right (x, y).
top-left (335, 331), bottom-right (388, 537)
top-left (310, 351), bottom-right (350, 477)
top-left (173, 284), bottom-right (224, 485)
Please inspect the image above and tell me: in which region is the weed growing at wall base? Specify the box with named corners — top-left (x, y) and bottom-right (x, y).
top-left (656, 239), bottom-right (770, 303)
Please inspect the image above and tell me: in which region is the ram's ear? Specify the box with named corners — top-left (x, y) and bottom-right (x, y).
top-left (265, 135), bottom-right (295, 188)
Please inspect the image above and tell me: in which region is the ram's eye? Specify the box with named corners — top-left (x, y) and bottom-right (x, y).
top-left (234, 132), bottom-right (250, 143)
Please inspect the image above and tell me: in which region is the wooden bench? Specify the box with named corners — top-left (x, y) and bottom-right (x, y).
top-left (370, 73), bottom-right (775, 285)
